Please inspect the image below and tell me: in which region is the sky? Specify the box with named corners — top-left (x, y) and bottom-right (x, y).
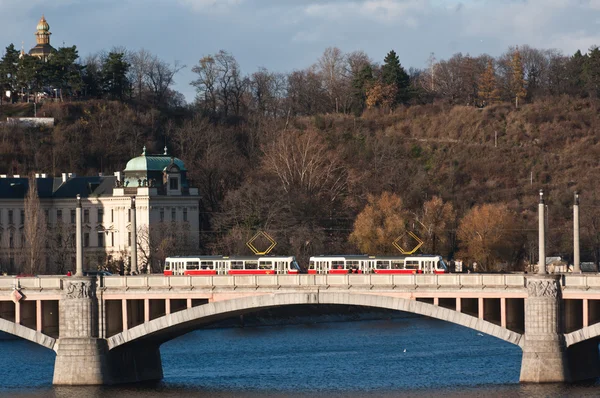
top-left (1, 0), bottom-right (600, 102)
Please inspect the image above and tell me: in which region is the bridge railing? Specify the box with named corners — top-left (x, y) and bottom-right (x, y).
top-left (3, 273), bottom-right (600, 292)
top-left (98, 273), bottom-right (527, 290)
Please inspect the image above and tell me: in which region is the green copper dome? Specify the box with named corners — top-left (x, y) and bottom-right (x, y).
top-left (124, 147), bottom-right (186, 172)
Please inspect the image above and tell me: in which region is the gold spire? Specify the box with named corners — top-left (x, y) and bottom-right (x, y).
top-left (35, 15), bottom-right (51, 45)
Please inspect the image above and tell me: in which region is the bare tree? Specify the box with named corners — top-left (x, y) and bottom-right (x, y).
top-left (261, 128), bottom-right (347, 202)
top-left (23, 175), bottom-right (46, 275)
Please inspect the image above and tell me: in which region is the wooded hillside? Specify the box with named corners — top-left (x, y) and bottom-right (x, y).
top-left (2, 96), bottom-right (600, 270)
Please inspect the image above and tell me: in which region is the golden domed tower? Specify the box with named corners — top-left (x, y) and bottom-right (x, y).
top-left (29, 15), bottom-right (55, 61)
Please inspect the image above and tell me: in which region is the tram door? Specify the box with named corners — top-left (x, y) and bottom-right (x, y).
top-left (216, 261), bottom-right (226, 275)
top-left (318, 261), bottom-right (326, 274)
top-left (422, 260), bottom-right (434, 274)
top-left (277, 261), bottom-right (285, 274)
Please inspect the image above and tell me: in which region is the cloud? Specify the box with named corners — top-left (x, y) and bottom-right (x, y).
top-left (177, 0), bottom-right (244, 13)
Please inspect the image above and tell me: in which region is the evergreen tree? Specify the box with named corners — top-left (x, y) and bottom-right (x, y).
top-left (477, 60), bottom-right (499, 106)
top-left (47, 46), bottom-right (84, 100)
top-left (0, 44), bottom-right (20, 103)
top-left (351, 64), bottom-right (373, 115)
top-left (566, 50), bottom-right (587, 96)
top-left (584, 46), bottom-right (600, 98)
top-left (16, 54), bottom-right (44, 102)
top-left (101, 52), bottom-right (130, 100)
top-left (510, 47), bottom-right (527, 108)
top-left (381, 50), bottom-right (410, 105)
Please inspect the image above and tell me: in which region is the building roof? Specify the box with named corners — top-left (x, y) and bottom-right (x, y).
top-left (28, 43), bottom-right (55, 57)
top-left (124, 147), bottom-right (186, 172)
top-left (0, 176), bottom-right (115, 199)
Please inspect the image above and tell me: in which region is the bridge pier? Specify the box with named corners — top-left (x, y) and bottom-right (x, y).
top-left (520, 275), bottom-right (571, 383)
top-left (53, 277), bottom-right (163, 385)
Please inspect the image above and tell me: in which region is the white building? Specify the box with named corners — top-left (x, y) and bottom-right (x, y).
top-left (0, 147), bottom-right (200, 274)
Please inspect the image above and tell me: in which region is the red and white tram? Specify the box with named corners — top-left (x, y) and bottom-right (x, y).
top-left (164, 255), bottom-right (301, 276)
top-left (308, 255), bottom-right (448, 274)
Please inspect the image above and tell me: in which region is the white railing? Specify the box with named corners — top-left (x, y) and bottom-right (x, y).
top-left (5, 273), bottom-right (600, 292)
top-left (98, 273), bottom-right (528, 290)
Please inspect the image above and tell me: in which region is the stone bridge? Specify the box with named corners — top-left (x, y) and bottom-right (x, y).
top-left (1, 273), bottom-right (600, 385)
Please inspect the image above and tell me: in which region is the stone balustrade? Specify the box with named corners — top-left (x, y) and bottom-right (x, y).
top-left (6, 273), bottom-right (600, 292)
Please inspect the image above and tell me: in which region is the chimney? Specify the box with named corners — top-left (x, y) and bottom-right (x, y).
top-left (62, 173), bottom-right (67, 183)
top-left (114, 171), bottom-right (123, 182)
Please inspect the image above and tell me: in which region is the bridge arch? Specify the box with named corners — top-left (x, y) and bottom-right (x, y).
top-left (0, 318), bottom-right (56, 351)
top-left (564, 323), bottom-right (600, 347)
top-left (107, 292), bottom-right (523, 350)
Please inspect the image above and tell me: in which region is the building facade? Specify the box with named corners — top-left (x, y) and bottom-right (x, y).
top-left (0, 148), bottom-right (200, 274)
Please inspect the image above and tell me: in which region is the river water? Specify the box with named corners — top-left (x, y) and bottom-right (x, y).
top-left (0, 315), bottom-right (599, 397)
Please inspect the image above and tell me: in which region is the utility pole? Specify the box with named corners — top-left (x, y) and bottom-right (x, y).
top-left (538, 190), bottom-right (547, 275)
top-left (573, 192), bottom-right (580, 273)
top-left (130, 196), bottom-right (138, 274)
top-left (75, 195), bottom-right (83, 276)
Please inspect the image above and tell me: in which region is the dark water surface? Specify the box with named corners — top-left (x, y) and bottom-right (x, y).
top-left (1, 316), bottom-right (599, 397)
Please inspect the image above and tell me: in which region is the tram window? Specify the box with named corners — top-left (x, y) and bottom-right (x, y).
top-left (347, 260), bottom-right (359, 269)
top-left (246, 261), bottom-right (258, 270)
top-left (259, 261), bottom-right (273, 269)
top-left (376, 261), bottom-right (390, 269)
top-left (231, 261), bottom-right (243, 270)
top-left (405, 260), bottom-right (419, 270)
top-left (309, 261), bottom-right (315, 269)
top-left (187, 261), bottom-right (200, 270)
top-left (332, 260), bottom-right (345, 270)
top-left (391, 260), bottom-right (404, 269)
top-left (200, 261), bottom-right (213, 270)
top-left (165, 262), bottom-right (171, 270)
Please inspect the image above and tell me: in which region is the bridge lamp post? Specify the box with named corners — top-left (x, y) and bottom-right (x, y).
top-left (574, 192), bottom-right (581, 273)
top-left (130, 196), bottom-right (138, 275)
top-left (538, 189), bottom-right (547, 275)
top-left (75, 194), bottom-right (84, 276)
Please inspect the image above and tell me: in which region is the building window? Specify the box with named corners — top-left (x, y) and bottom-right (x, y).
top-left (98, 209), bottom-right (104, 223)
top-left (84, 209), bottom-right (89, 223)
top-left (57, 210), bottom-right (62, 223)
top-left (111, 232), bottom-right (114, 247)
top-left (20, 210), bottom-right (25, 225)
top-left (160, 209), bottom-right (164, 222)
top-left (71, 210), bottom-right (76, 224)
top-left (97, 232), bottom-right (104, 247)
top-left (169, 177), bottom-right (178, 190)
top-left (8, 210), bottom-right (13, 225)
top-left (128, 232), bottom-right (131, 247)
top-left (9, 233), bottom-right (14, 248)
top-left (84, 233), bottom-right (89, 247)
top-left (111, 209), bottom-right (114, 223)
top-left (183, 208), bottom-right (188, 222)
top-left (171, 208), bottom-right (176, 222)
top-left (128, 209), bottom-right (131, 223)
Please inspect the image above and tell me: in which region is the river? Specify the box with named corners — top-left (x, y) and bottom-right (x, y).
top-left (0, 315), bottom-right (599, 397)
